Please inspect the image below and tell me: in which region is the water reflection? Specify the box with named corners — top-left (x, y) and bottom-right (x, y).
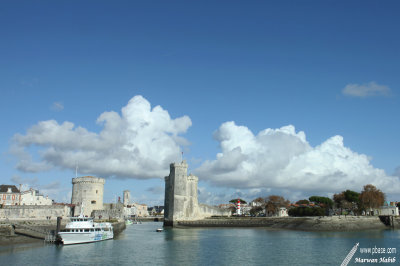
top-left (0, 222), bottom-right (398, 266)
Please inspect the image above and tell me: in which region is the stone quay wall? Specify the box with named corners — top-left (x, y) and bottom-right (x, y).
top-left (198, 204), bottom-right (231, 218)
top-left (93, 209), bottom-right (124, 220)
top-left (0, 205), bottom-right (71, 220)
top-left (177, 216), bottom-right (393, 231)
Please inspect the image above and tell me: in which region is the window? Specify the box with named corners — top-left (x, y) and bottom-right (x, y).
top-left (96, 190), bottom-right (98, 194)
top-left (91, 200), bottom-right (96, 204)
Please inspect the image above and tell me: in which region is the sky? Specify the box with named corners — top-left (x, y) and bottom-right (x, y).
top-left (1, 1), bottom-right (400, 206)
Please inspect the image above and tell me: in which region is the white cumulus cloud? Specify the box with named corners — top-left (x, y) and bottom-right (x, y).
top-left (195, 122), bottom-right (400, 194)
top-left (342, 81), bottom-right (391, 98)
top-left (10, 95), bottom-right (192, 179)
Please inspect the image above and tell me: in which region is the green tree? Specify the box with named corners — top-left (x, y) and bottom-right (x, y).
top-left (334, 190), bottom-right (360, 214)
top-left (309, 196), bottom-right (333, 208)
top-left (296, 199), bottom-right (309, 205)
top-left (343, 190), bottom-right (360, 204)
top-left (229, 198), bottom-right (247, 204)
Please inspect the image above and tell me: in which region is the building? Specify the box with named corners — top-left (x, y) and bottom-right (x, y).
top-left (134, 203), bottom-right (148, 217)
top-left (71, 176), bottom-right (105, 217)
top-left (148, 206), bottom-right (164, 216)
top-left (278, 207), bottom-right (288, 217)
top-left (366, 202), bottom-right (399, 216)
top-left (0, 185), bottom-right (21, 206)
top-left (20, 188), bottom-right (52, 205)
top-left (0, 185), bottom-right (53, 206)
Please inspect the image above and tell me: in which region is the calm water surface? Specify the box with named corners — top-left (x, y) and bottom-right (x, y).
top-left (1, 222), bottom-right (399, 265)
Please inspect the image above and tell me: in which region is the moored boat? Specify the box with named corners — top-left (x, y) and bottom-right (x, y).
top-left (57, 217), bottom-right (113, 245)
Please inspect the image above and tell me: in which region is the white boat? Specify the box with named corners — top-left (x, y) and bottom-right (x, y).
top-left (57, 217), bottom-right (113, 245)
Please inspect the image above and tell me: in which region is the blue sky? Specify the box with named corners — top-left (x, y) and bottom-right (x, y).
top-left (1, 1), bottom-right (399, 205)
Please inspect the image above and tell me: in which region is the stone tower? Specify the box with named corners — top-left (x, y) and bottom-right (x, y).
top-left (71, 176), bottom-right (105, 217)
top-left (164, 160), bottom-right (199, 226)
top-left (123, 190), bottom-right (130, 206)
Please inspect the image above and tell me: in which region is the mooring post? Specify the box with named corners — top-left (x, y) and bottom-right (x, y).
top-left (56, 217), bottom-right (62, 235)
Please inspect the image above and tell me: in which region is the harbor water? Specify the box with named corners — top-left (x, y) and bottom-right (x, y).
top-left (1, 222), bottom-right (399, 265)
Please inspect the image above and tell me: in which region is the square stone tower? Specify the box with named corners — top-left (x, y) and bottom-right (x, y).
top-left (164, 160), bottom-right (199, 226)
top-left (123, 190), bottom-right (130, 206)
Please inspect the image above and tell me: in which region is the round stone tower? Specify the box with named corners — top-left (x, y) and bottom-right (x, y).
top-left (71, 176), bottom-right (105, 217)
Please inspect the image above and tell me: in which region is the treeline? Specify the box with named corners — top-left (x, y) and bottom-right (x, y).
top-left (248, 184), bottom-right (388, 217)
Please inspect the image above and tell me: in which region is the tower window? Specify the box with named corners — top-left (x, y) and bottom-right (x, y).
top-left (96, 190), bottom-right (98, 194)
top-left (91, 200), bottom-right (96, 204)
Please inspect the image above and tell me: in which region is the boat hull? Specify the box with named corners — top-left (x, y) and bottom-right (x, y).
top-left (58, 231), bottom-right (113, 245)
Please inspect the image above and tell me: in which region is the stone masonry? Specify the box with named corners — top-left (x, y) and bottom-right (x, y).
top-left (164, 161), bottom-right (230, 226)
top-left (71, 176), bottom-right (105, 217)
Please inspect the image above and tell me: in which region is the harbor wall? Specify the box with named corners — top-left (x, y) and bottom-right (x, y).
top-left (0, 205), bottom-right (71, 219)
top-left (198, 204), bottom-right (231, 218)
top-left (177, 216), bottom-right (394, 231)
top-left (112, 221), bottom-right (126, 236)
top-left (0, 224), bottom-right (14, 236)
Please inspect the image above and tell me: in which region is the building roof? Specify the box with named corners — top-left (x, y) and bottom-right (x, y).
top-left (0, 185), bottom-right (20, 193)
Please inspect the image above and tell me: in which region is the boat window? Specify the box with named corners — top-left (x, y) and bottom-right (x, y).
top-left (80, 229), bottom-right (83, 232)
top-left (85, 229), bottom-right (89, 232)
top-left (90, 229), bottom-right (94, 232)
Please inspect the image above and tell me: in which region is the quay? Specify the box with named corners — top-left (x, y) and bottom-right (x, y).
top-left (176, 216), bottom-right (400, 231)
top-left (0, 218), bottom-right (126, 245)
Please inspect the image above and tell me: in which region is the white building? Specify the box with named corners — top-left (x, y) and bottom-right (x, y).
top-left (20, 188), bottom-right (53, 205)
top-left (278, 207), bottom-right (288, 217)
top-left (0, 185), bottom-right (53, 206)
